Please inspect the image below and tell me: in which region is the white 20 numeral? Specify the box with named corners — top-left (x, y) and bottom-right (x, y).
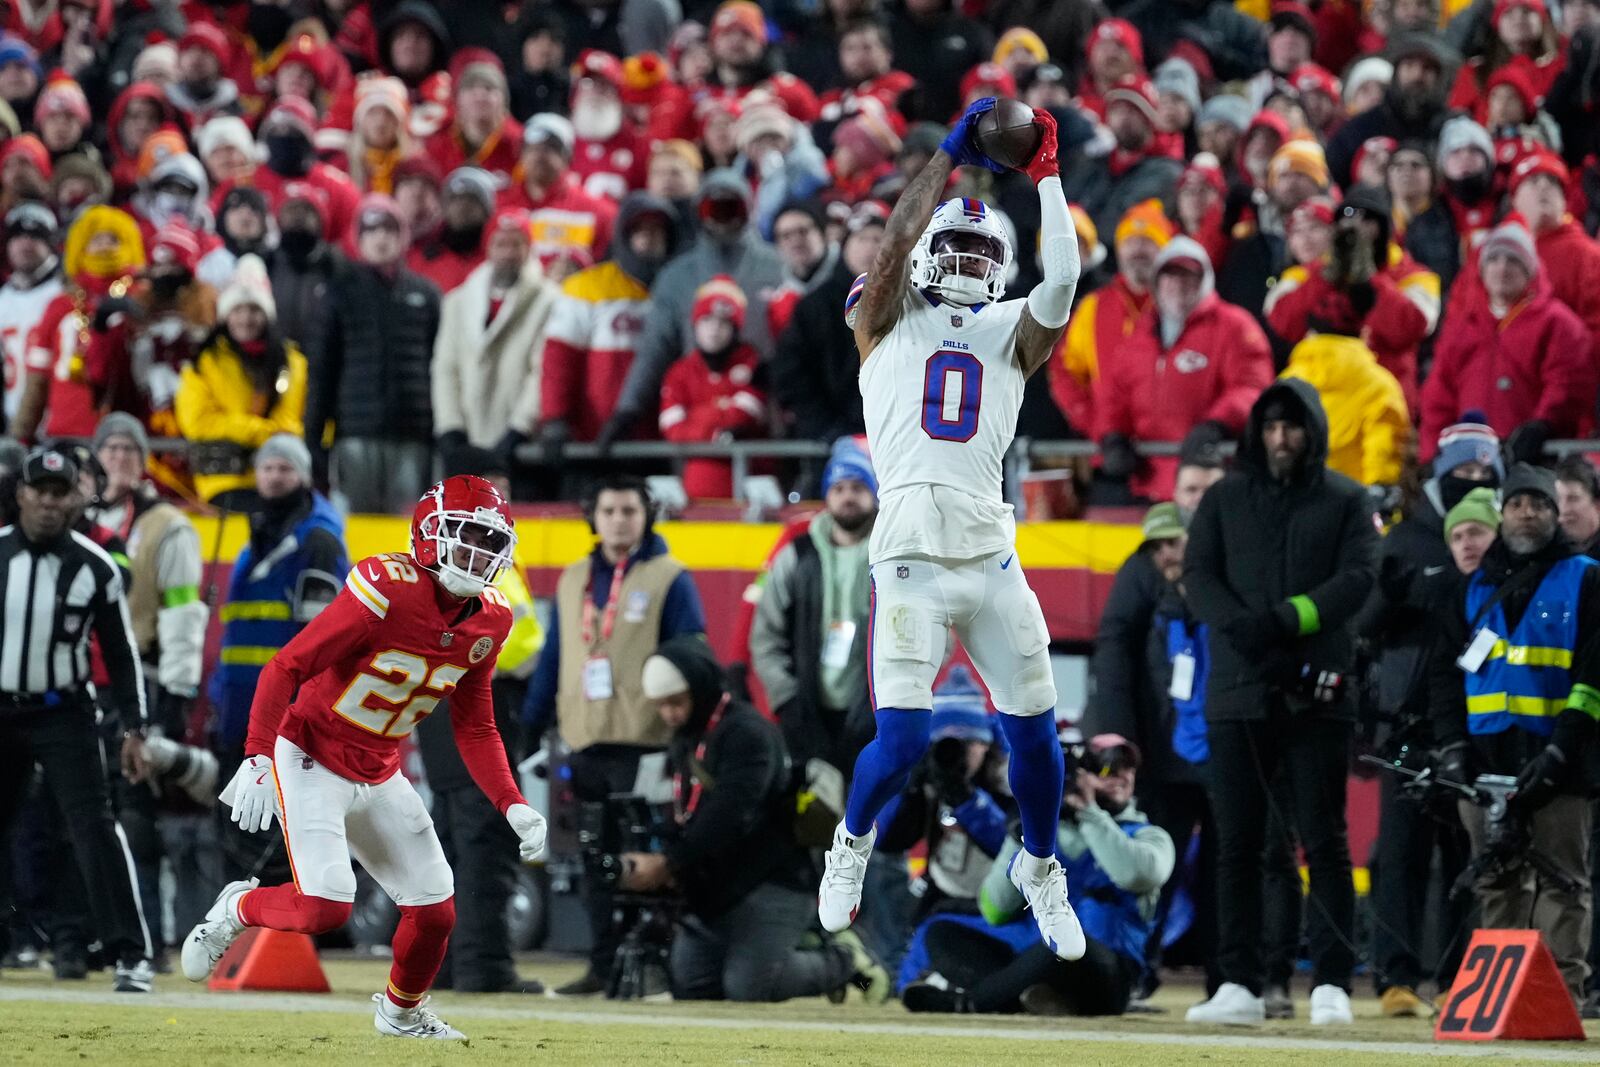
top-left (332, 650), bottom-right (466, 737)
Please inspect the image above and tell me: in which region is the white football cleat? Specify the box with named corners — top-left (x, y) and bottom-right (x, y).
top-left (373, 993), bottom-right (468, 1040)
top-left (818, 823), bottom-right (874, 933)
top-left (1007, 850), bottom-right (1086, 960)
top-left (180, 878), bottom-right (256, 981)
top-left (1310, 984), bottom-right (1354, 1025)
top-left (1186, 982), bottom-right (1266, 1026)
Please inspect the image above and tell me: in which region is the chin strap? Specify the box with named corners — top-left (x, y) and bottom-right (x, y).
top-left (1026, 175), bottom-right (1080, 329)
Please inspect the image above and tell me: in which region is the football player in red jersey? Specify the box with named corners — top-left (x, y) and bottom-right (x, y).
top-left (180, 476), bottom-right (547, 1040)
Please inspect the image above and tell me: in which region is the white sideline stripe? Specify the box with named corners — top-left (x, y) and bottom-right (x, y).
top-left (0, 987), bottom-right (1594, 1060)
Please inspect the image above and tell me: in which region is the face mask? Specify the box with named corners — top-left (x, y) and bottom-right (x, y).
top-left (1440, 472), bottom-right (1496, 510)
top-left (1445, 169), bottom-right (1493, 203)
top-left (264, 133), bottom-right (313, 176)
top-left (149, 273), bottom-right (189, 300)
top-left (151, 190), bottom-right (193, 225)
top-left (442, 221), bottom-right (484, 254)
top-left (279, 228), bottom-right (318, 262)
top-left (181, 75), bottom-right (217, 100)
top-left (224, 231), bottom-right (266, 257)
top-left (571, 98), bottom-right (623, 141)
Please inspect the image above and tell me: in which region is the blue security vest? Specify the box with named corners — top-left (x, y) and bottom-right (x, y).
top-left (1163, 615), bottom-right (1210, 765)
top-left (1060, 820), bottom-right (1157, 972)
top-left (1462, 555), bottom-right (1594, 738)
top-left (208, 495), bottom-right (348, 746)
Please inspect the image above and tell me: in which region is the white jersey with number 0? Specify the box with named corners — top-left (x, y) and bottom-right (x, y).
top-left (860, 285), bottom-right (1027, 565)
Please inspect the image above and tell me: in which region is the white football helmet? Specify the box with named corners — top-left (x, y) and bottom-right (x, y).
top-left (908, 197), bottom-right (1013, 306)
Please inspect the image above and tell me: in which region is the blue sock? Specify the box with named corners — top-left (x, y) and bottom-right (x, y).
top-left (843, 708), bottom-right (932, 837)
top-left (998, 710), bottom-right (1065, 859)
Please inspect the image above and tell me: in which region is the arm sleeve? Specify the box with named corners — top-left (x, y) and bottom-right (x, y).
top-left (1202, 317), bottom-right (1275, 431)
top-left (1264, 268), bottom-right (1316, 346)
top-left (1075, 807), bottom-right (1176, 894)
top-left (93, 564), bottom-right (147, 727)
top-left (660, 569), bottom-right (707, 639)
top-left (1535, 312), bottom-right (1598, 437)
top-left (244, 587), bottom-right (375, 759)
top-left (450, 659), bottom-right (527, 814)
top-left (1363, 274), bottom-right (1430, 354)
top-left (749, 544), bottom-right (801, 711)
top-left (154, 521), bottom-right (206, 697)
top-left (1025, 175), bottom-right (1080, 329)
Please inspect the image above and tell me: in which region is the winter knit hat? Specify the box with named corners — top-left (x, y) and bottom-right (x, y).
top-left (217, 253), bottom-right (276, 323)
top-left (197, 115), bottom-right (258, 164)
top-left (523, 112), bottom-right (575, 156)
top-left (1343, 57), bottom-right (1393, 109)
top-left (1437, 115), bottom-right (1495, 168)
top-left (931, 665), bottom-right (994, 742)
top-left (1509, 149), bottom-right (1568, 196)
top-left (93, 412), bottom-right (149, 460)
top-left (832, 112), bottom-right (901, 169)
top-left (822, 434), bottom-right (877, 498)
top-left (1268, 138), bottom-right (1330, 190)
top-left (1478, 219), bottom-right (1539, 276)
top-left (710, 0), bottom-right (766, 42)
top-left (355, 192), bottom-right (406, 238)
top-left (262, 95), bottom-right (318, 141)
top-left (1501, 461), bottom-right (1557, 510)
top-left (443, 166), bottom-right (497, 214)
top-left (1444, 486), bottom-right (1501, 539)
top-left (1196, 93), bottom-right (1251, 132)
top-left (994, 27), bottom-right (1049, 67)
top-left (691, 274), bottom-right (747, 329)
top-left (451, 47), bottom-right (508, 97)
top-left (1436, 417), bottom-right (1505, 479)
top-left (148, 221), bottom-right (202, 274)
top-left (255, 432), bottom-right (311, 483)
top-left (131, 40), bottom-right (178, 84)
top-left (1153, 58), bottom-right (1200, 114)
top-left (35, 74), bottom-right (90, 125)
top-left (1115, 198), bottom-right (1175, 248)
top-left (354, 76), bottom-right (409, 127)
top-left (1088, 18), bottom-right (1144, 67)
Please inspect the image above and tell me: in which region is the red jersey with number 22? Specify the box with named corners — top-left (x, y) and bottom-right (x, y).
top-left (244, 553), bottom-right (524, 814)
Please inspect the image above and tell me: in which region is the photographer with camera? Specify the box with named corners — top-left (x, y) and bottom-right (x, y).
top-left (875, 668), bottom-right (1010, 920)
top-left (625, 636), bottom-right (881, 1003)
top-left (1357, 425), bottom-right (1501, 1016)
top-left (1183, 379), bottom-right (1379, 1026)
top-left (1430, 462), bottom-right (1600, 1004)
top-left (898, 735), bottom-right (1174, 1016)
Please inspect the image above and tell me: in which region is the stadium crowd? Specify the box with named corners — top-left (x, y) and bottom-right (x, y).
top-left (1, 0), bottom-right (1600, 1026)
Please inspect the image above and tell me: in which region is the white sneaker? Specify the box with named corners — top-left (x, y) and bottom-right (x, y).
top-left (1310, 984), bottom-right (1354, 1025)
top-left (1186, 982), bottom-right (1266, 1026)
top-left (373, 993), bottom-right (467, 1040)
top-left (818, 823), bottom-right (874, 933)
top-left (1006, 850), bottom-right (1086, 960)
top-left (180, 878), bottom-right (257, 981)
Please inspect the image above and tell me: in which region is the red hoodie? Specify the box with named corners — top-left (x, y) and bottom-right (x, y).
top-left (106, 83), bottom-right (180, 201)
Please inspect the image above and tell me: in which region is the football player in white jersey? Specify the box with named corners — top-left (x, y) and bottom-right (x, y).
top-left (818, 98), bottom-right (1087, 959)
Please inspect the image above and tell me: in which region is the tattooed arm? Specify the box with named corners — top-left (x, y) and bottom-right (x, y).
top-left (853, 149), bottom-right (953, 364)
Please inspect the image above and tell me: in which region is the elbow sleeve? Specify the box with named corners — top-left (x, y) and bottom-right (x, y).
top-left (1027, 175), bottom-right (1080, 329)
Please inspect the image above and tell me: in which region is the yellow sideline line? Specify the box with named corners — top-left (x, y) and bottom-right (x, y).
top-left (191, 516), bottom-right (1145, 574)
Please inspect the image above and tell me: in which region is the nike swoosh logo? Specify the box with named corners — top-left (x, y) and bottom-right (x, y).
top-left (1424, 565), bottom-right (1446, 576)
top-left (1001, 555), bottom-right (1015, 570)
top-left (367, 566), bottom-right (382, 583)
top-left (254, 772), bottom-right (269, 786)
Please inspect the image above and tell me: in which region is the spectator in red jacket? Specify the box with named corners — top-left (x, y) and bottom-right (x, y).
top-left (1266, 186), bottom-right (1436, 410)
top-left (422, 48), bottom-right (522, 184)
top-left (1509, 151), bottom-right (1600, 366)
top-left (499, 113), bottom-right (618, 276)
top-left (228, 95), bottom-right (360, 244)
top-left (1079, 18), bottom-right (1145, 120)
top-left (659, 274), bottom-right (767, 499)
top-left (701, 1), bottom-right (820, 123)
top-left (1099, 236), bottom-right (1275, 501)
top-left (1448, 0), bottom-right (1565, 124)
top-left (165, 21), bottom-right (243, 131)
top-left (569, 49), bottom-right (650, 201)
top-left (817, 18), bottom-right (915, 129)
top-left (106, 82), bottom-right (176, 199)
top-left (408, 166), bottom-right (494, 295)
top-left (1421, 220), bottom-right (1594, 464)
top-left (1175, 152), bottom-right (1229, 267)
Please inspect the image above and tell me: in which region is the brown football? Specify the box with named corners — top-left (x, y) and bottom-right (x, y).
top-left (973, 97), bottom-right (1042, 170)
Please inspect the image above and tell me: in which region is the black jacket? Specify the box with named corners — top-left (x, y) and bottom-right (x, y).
top-left (268, 242), bottom-right (343, 364)
top-left (306, 260), bottom-right (440, 449)
top-left (1429, 536), bottom-right (1600, 784)
top-left (1184, 379), bottom-right (1380, 721)
top-left (772, 258), bottom-right (865, 445)
top-left (1326, 93), bottom-right (1449, 189)
top-left (655, 638), bottom-right (810, 919)
top-left (1402, 200), bottom-right (1461, 297)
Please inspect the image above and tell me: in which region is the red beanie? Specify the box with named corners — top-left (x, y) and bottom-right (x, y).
top-left (692, 274), bottom-right (747, 330)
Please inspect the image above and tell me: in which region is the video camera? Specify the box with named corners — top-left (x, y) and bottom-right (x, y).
top-left (577, 795), bottom-right (677, 896)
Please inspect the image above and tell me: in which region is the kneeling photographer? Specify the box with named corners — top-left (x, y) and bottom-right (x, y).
top-left (899, 735), bottom-right (1174, 1015)
top-left (1430, 464), bottom-right (1600, 1003)
top-left (622, 637), bottom-right (873, 1002)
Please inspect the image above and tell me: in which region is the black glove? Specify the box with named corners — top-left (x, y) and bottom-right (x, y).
top-left (596, 409), bottom-right (637, 457)
top-left (494, 428), bottom-right (529, 470)
top-left (1505, 419), bottom-right (1552, 466)
top-left (92, 295), bottom-right (142, 332)
top-left (535, 419), bottom-right (570, 467)
top-left (1511, 744), bottom-right (1568, 813)
top-left (1100, 433), bottom-right (1138, 480)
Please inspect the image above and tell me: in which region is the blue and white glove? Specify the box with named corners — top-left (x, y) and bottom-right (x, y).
top-left (506, 803), bottom-right (548, 862)
top-left (940, 96), bottom-right (1006, 172)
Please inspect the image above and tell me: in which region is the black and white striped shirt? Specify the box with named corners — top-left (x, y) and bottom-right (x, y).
top-left (0, 525), bottom-right (146, 723)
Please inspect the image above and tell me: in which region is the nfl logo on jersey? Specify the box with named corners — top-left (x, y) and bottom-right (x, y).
top-left (950, 314), bottom-right (962, 328)
top-left (896, 565), bottom-right (910, 579)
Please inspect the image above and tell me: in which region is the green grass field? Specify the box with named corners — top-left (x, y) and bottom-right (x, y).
top-left (3, 955), bottom-right (1594, 1065)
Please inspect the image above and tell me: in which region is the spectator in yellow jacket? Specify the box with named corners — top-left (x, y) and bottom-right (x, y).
top-left (1279, 292), bottom-right (1409, 487)
top-left (174, 254), bottom-right (308, 503)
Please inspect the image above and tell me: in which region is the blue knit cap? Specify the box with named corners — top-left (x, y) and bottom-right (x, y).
top-left (931, 665), bottom-right (993, 743)
top-left (1435, 413), bottom-right (1503, 481)
top-left (0, 36), bottom-right (39, 79)
top-left (822, 434), bottom-right (877, 498)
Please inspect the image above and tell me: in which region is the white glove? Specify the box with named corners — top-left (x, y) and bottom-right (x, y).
top-left (225, 756), bottom-right (280, 833)
top-left (506, 802), bottom-right (547, 862)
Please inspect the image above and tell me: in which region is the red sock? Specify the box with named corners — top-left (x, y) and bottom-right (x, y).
top-left (236, 884), bottom-right (352, 934)
top-left (386, 898), bottom-right (456, 1008)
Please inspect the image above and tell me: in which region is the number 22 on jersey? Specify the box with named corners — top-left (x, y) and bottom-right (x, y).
top-left (922, 351), bottom-right (983, 442)
top-left (333, 650), bottom-right (466, 737)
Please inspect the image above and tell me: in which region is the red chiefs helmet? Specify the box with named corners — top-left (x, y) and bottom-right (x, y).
top-left (410, 476), bottom-right (518, 597)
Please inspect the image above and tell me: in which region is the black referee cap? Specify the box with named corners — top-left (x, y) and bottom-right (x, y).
top-left (21, 446), bottom-right (78, 488)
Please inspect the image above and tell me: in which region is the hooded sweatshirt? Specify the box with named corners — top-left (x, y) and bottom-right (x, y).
top-left (1183, 379), bottom-right (1380, 721)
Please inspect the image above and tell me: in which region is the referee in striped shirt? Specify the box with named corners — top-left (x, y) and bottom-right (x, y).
top-left (0, 446), bottom-right (155, 991)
